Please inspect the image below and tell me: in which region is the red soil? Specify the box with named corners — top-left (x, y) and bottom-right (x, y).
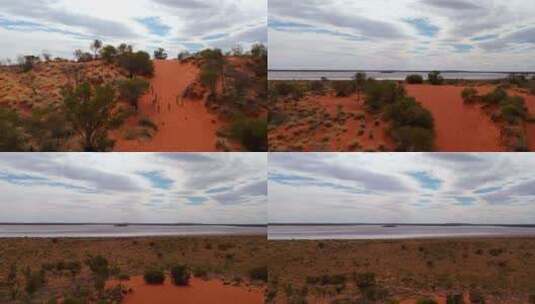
top-left (108, 276), bottom-right (264, 304)
top-left (114, 60), bottom-right (222, 151)
top-left (406, 84), bottom-right (504, 151)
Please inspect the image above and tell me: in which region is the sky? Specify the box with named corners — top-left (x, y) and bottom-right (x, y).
top-left (269, 0), bottom-right (535, 71)
top-left (269, 153), bottom-right (535, 224)
top-left (0, 0), bottom-right (266, 61)
top-left (0, 153), bottom-right (267, 224)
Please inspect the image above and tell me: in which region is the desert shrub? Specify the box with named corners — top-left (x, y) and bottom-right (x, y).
top-left (482, 87), bottom-right (507, 104)
top-left (63, 298), bottom-right (83, 304)
top-left (24, 268), bottom-right (45, 295)
top-left (0, 107), bottom-right (25, 151)
top-left (500, 96), bottom-right (526, 124)
top-left (355, 272), bottom-right (376, 289)
top-left (229, 117), bottom-right (267, 151)
top-left (406, 74), bottom-right (424, 84)
top-left (446, 294), bottom-right (464, 304)
top-left (364, 80), bottom-right (403, 112)
top-left (331, 80), bottom-right (355, 97)
top-left (62, 82), bottom-right (128, 151)
top-left (469, 290), bottom-right (485, 304)
top-left (417, 299), bottom-right (438, 304)
top-left (143, 269), bottom-right (165, 284)
top-left (390, 126), bottom-right (434, 151)
top-left (200, 64), bottom-right (219, 97)
top-left (177, 51), bottom-right (191, 61)
top-left (170, 265), bottom-right (191, 286)
top-left (85, 255), bottom-right (109, 278)
top-left (309, 80), bottom-right (326, 95)
top-left (25, 105), bottom-right (72, 151)
top-left (385, 97), bottom-right (434, 130)
top-left (153, 48), bottom-right (168, 60)
top-left (74, 49), bottom-right (93, 62)
top-left (428, 71), bottom-right (444, 85)
top-left (18, 55), bottom-right (40, 72)
top-left (117, 273), bottom-right (130, 281)
top-left (488, 248), bottom-right (504, 257)
top-left (461, 87), bottom-right (478, 103)
top-left (118, 51), bottom-right (154, 77)
top-left (249, 266), bottom-right (268, 282)
top-left (118, 77), bottom-right (149, 111)
top-left (507, 73), bottom-right (527, 86)
top-left (272, 81), bottom-right (304, 100)
top-left (139, 117), bottom-right (158, 130)
top-left (100, 45), bottom-right (118, 63)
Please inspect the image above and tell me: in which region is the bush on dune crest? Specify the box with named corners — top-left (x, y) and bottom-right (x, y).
top-left (406, 74), bottom-right (424, 84)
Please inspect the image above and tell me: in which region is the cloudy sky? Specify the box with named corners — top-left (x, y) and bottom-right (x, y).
top-left (269, 0), bottom-right (535, 71)
top-left (269, 153), bottom-right (535, 224)
top-left (0, 0), bottom-right (266, 61)
top-left (0, 153), bottom-right (266, 224)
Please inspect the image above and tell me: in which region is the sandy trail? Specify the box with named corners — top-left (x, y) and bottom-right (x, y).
top-left (406, 84), bottom-right (504, 151)
top-left (108, 276), bottom-right (263, 304)
top-left (114, 60), bottom-right (222, 151)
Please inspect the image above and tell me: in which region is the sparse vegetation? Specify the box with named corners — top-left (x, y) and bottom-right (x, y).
top-left (117, 77), bottom-right (150, 111)
top-left (170, 264), bottom-right (191, 286)
top-left (229, 117), bottom-right (267, 152)
top-left (144, 269), bottom-right (165, 285)
top-left (428, 71), bottom-right (444, 85)
top-left (406, 74), bottom-right (424, 84)
top-left (153, 48), bottom-right (168, 60)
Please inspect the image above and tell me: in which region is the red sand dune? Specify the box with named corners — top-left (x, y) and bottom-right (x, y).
top-left (114, 60), bottom-right (222, 151)
top-left (406, 84), bottom-right (504, 151)
top-left (108, 276), bottom-right (263, 304)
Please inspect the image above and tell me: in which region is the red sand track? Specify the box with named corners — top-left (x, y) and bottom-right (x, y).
top-left (406, 84), bottom-right (504, 151)
top-left (108, 276), bottom-right (263, 304)
top-left (114, 60), bottom-right (221, 151)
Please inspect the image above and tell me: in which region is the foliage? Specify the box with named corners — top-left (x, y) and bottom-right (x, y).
top-left (99, 45), bottom-right (118, 63)
top-left (18, 55), bottom-right (40, 72)
top-left (118, 77), bottom-right (150, 111)
top-left (364, 80), bottom-right (404, 112)
top-left (500, 96), bottom-right (527, 124)
top-left (143, 269), bottom-right (165, 285)
top-left (0, 107), bottom-right (25, 151)
top-left (170, 265), bottom-right (191, 286)
top-left (406, 74), bottom-right (424, 84)
top-left (229, 117), bottom-right (267, 152)
top-left (461, 87), bottom-right (478, 103)
top-left (153, 48), bottom-right (168, 60)
top-left (428, 71), bottom-right (444, 85)
top-left (177, 51), bottom-right (191, 61)
top-left (90, 39), bottom-right (103, 57)
top-left (118, 51), bottom-right (154, 77)
top-left (248, 266), bottom-right (268, 282)
top-left (25, 106), bottom-right (71, 151)
top-left (332, 80), bottom-right (355, 97)
top-left (62, 82), bottom-right (126, 151)
top-left (482, 87), bottom-right (507, 104)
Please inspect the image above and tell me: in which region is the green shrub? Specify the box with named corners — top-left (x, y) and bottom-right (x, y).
top-left (25, 269), bottom-right (45, 294)
top-left (385, 97), bottom-right (434, 130)
top-left (100, 45), bottom-right (118, 63)
top-left (118, 51), bottom-right (154, 77)
top-left (500, 96), bottom-right (526, 124)
top-left (170, 265), bottom-right (190, 286)
top-left (331, 81), bottom-right (355, 97)
top-left (417, 298), bottom-right (438, 304)
top-left (0, 107), bottom-right (25, 151)
top-left (406, 74), bottom-right (424, 84)
top-left (461, 87), bottom-right (478, 103)
top-left (139, 117), bottom-right (158, 130)
top-left (144, 269), bottom-right (165, 285)
top-left (273, 81), bottom-right (304, 100)
top-left (428, 71), bottom-right (444, 85)
top-left (364, 81), bottom-right (403, 112)
top-left (118, 77), bottom-right (150, 111)
top-left (309, 80), bottom-right (326, 95)
top-left (446, 293), bottom-right (464, 304)
top-left (229, 117), bottom-right (267, 151)
top-left (355, 272), bottom-right (376, 289)
top-left (248, 266), bottom-right (267, 282)
top-left (153, 48), bottom-right (168, 60)
top-left (390, 126), bottom-right (434, 152)
top-left (85, 255), bottom-right (109, 278)
top-left (482, 87), bottom-right (507, 104)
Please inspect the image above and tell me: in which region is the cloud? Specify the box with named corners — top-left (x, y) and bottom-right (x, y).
top-left (0, 153), bottom-right (267, 224)
top-left (269, 153), bottom-right (535, 224)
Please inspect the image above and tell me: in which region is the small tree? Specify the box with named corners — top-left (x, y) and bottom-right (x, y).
top-left (118, 77), bottom-right (150, 111)
top-left (406, 74), bottom-right (424, 84)
top-left (354, 72), bottom-right (367, 103)
top-left (62, 82), bottom-right (126, 151)
top-left (118, 51), bottom-right (154, 77)
top-left (200, 65), bottom-right (219, 97)
top-left (153, 48), bottom-right (168, 60)
top-left (177, 51), bottom-right (191, 61)
top-left (117, 43), bottom-right (133, 55)
top-left (428, 71), bottom-right (444, 85)
top-left (18, 55), bottom-right (40, 72)
top-left (461, 87), bottom-right (478, 103)
top-left (100, 45), bottom-right (118, 63)
top-left (144, 269), bottom-right (165, 285)
top-left (90, 39), bottom-right (103, 59)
